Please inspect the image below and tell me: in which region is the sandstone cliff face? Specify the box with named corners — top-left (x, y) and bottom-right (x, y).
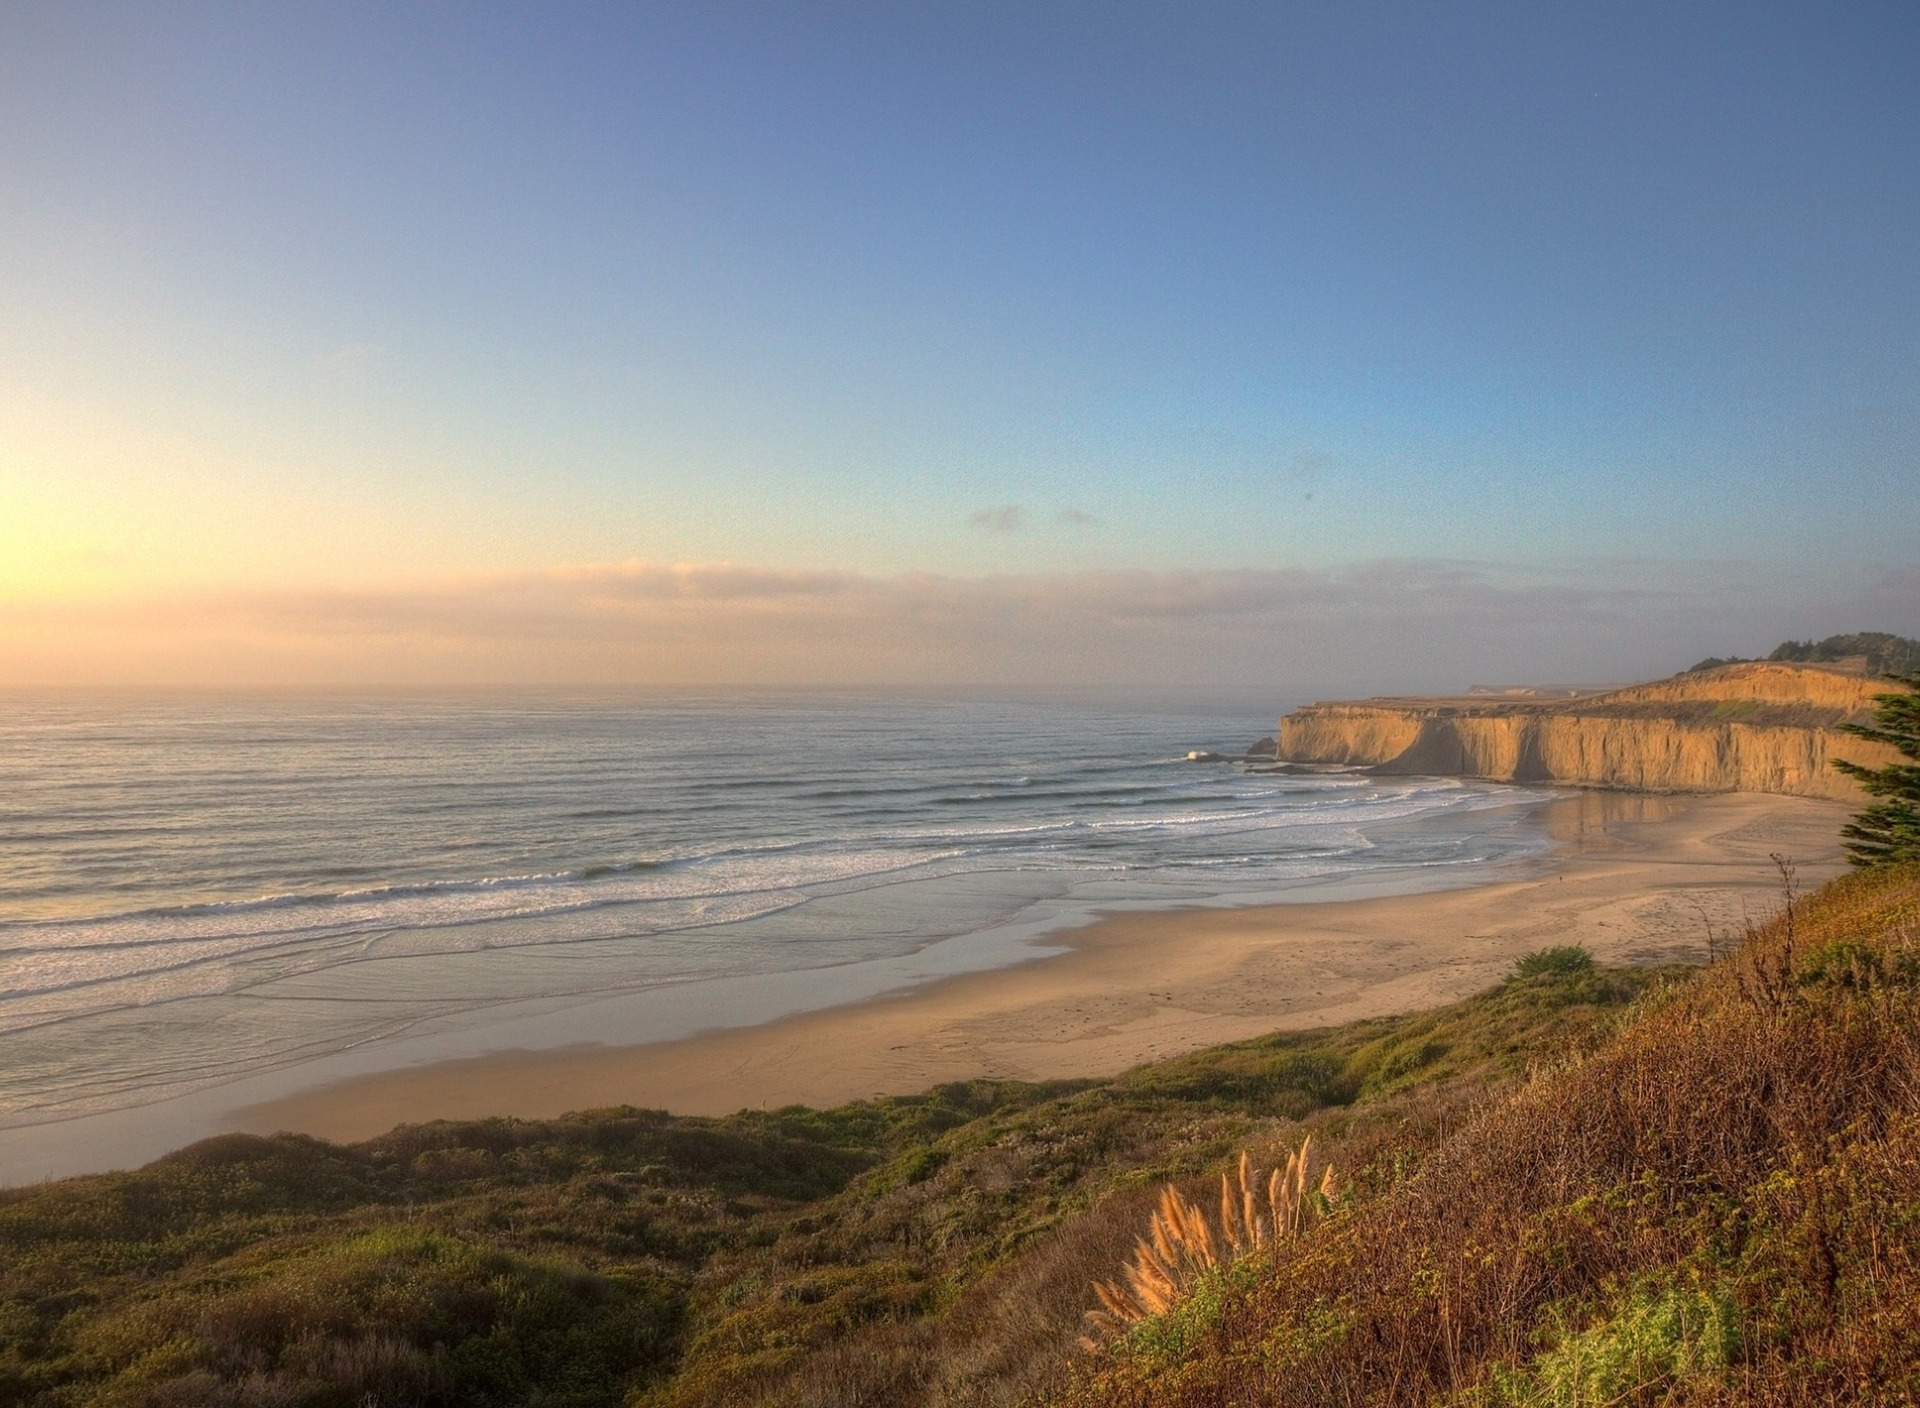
top-left (1278, 664), bottom-right (1907, 800)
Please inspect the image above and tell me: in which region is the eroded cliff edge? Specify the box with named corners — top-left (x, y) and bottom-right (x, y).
top-left (1277, 662), bottom-right (1909, 799)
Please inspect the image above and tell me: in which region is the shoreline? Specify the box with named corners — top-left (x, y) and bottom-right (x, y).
top-left (0, 782), bottom-right (1550, 1185)
top-left (235, 790), bottom-right (1849, 1144)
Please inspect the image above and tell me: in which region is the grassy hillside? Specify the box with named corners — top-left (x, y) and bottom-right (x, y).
top-left (14, 866), bottom-right (1910, 1407)
top-left (1062, 863), bottom-right (1920, 1407)
top-left (0, 945), bottom-right (1665, 1406)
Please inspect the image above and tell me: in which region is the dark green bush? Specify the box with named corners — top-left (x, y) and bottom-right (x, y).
top-left (73, 1226), bottom-right (679, 1408)
top-left (1513, 945), bottom-right (1595, 980)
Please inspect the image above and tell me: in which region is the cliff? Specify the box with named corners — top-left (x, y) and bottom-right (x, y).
top-left (1278, 662), bottom-right (1908, 799)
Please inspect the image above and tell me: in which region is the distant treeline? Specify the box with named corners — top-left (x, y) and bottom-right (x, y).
top-left (1689, 630), bottom-right (1920, 677)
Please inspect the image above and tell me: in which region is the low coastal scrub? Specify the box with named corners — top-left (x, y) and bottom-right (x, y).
top-left (0, 936), bottom-right (1658, 1406)
top-left (23, 864), bottom-right (1913, 1406)
top-left (19, 860), bottom-right (1912, 1407)
top-left (1061, 862), bottom-right (1920, 1407)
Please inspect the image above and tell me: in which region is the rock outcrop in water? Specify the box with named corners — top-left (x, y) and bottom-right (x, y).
top-left (1278, 662), bottom-right (1909, 799)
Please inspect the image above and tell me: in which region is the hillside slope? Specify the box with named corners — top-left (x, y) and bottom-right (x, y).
top-left (1061, 863), bottom-right (1920, 1407)
top-left (0, 953), bottom-right (1670, 1407)
top-left (1278, 662), bottom-right (1908, 798)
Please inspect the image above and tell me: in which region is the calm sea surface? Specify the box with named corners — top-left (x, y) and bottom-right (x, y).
top-left (0, 693), bottom-right (1548, 1129)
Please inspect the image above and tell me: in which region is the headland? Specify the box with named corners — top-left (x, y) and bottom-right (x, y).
top-left (1275, 660), bottom-right (1905, 797)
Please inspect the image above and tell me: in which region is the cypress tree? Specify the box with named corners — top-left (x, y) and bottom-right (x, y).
top-left (1832, 674), bottom-right (1920, 866)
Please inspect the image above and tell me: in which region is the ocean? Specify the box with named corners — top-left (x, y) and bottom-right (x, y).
top-left (0, 692), bottom-right (1550, 1146)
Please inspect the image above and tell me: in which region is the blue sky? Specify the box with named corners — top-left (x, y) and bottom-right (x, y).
top-left (1, 2), bottom-right (1916, 686)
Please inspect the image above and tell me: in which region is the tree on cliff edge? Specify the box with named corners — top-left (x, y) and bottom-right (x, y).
top-left (1833, 674), bottom-right (1920, 866)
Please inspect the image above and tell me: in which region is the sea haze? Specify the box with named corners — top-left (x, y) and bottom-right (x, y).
top-left (0, 693), bottom-right (1549, 1133)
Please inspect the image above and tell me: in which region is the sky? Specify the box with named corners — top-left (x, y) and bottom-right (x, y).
top-left (2, 1), bottom-right (1917, 694)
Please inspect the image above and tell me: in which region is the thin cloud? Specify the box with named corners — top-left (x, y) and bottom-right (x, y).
top-left (1056, 508), bottom-right (1097, 525)
top-left (968, 505), bottom-right (1023, 533)
top-left (3, 557), bottom-right (1912, 694)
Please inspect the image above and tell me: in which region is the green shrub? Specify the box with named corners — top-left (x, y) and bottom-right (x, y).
top-left (1798, 938), bottom-right (1920, 989)
top-left (1513, 946), bottom-right (1595, 980)
top-left (1481, 1282), bottom-right (1740, 1406)
top-left (76, 1226), bottom-right (678, 1407)
top-left (1122, 1258), bottom-right (1260, 1369)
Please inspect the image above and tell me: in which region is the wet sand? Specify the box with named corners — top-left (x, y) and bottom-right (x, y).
top-left (239, 791), bottom-right (1848, 1143)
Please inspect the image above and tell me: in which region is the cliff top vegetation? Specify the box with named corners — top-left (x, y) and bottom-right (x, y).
top-left (1689, 630), bottom-right (1920, 677)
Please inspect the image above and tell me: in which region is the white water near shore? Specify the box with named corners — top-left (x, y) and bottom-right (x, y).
top-left (0, 692), bottom-right (1555, 1180)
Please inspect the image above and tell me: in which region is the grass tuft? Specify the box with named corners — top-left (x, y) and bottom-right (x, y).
top-left (1512, 945), bottom-right (1596, 980)
top-left (1081, 1136), bottom-right (1340, 1348)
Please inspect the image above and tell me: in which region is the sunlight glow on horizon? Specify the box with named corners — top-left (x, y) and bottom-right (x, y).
top-left (2, 3), bottom-right (1916, 687)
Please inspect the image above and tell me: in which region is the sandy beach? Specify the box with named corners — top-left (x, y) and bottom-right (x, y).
top-left (238, 790), bottom-right (1850, 1144)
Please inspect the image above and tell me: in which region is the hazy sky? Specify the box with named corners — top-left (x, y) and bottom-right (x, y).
top-left (3, 2), bottom-right (1916, 692)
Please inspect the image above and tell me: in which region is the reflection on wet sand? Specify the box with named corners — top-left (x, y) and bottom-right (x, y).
top-left (1541, 790), bottom-right (1682, 852)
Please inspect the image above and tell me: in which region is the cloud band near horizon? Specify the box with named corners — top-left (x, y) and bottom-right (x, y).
top-left (3, 558), bottom-right (1915, 697)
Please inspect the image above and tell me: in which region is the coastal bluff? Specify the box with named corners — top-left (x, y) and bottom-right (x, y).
top-left (1277, 661), bottom-right (1908, 799)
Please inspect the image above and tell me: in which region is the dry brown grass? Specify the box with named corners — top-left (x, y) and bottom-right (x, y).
top-left (1058, 862), bottom-right (1920, 1407)
top-left (1081, 1136), bottom-right (1340, 1344)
